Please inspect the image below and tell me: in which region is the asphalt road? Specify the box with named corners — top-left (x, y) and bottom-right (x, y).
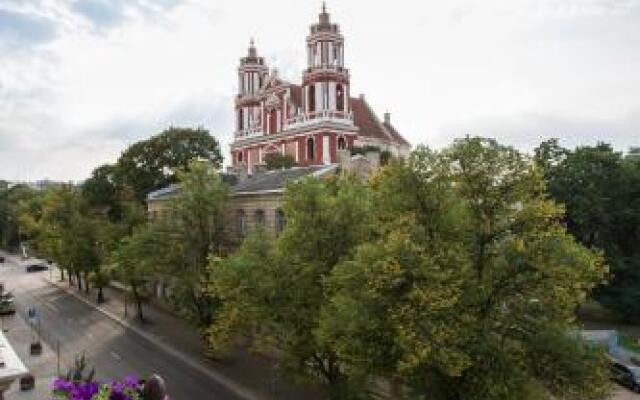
top-left (0, 254), bottom-right (247, 400)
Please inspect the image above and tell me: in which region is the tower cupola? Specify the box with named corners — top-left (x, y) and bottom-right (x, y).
top-left (302, 3), bottom-right (350, 117)
top-left (238, 38), bottom-right (268, 97)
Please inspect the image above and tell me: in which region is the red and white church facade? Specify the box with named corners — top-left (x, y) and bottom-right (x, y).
top-left (230, 4), bottom-right (410, 174)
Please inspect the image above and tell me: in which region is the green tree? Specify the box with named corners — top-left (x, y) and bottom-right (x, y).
top-left (0, 183), bottom-right (40, 250)
top-left (115, 127), bottom-right (223, 201)
top-left (111, 223), bottom-right (172, 322)
top-left (37, 186), bottom-right (101, 291)
top-left (207, 174), bottom-right (373, 398)
top-left (320, 140), bottom-right (609, 400)
top-left (535, 140), bottom-right (640, 321)
top-left (164, 160), bottom-right (229, 328)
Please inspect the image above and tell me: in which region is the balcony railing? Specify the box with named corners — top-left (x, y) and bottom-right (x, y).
top-left (234, 111), bottom-right (353, 140)
top-left (285, 110), bottom-right (353, 128)
top-left (235, 125), bottom-right (263, 139)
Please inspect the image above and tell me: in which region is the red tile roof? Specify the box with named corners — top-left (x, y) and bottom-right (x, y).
top-left (382, 121), bottom-right (410, 146)
top-left (351, 96), bottom-right (409, 147)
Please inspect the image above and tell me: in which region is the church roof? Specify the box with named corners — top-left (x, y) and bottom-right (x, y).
top-left (233, 164), bottom-right (337, 194)
top-left (147, 165), bottom-right (338, 201)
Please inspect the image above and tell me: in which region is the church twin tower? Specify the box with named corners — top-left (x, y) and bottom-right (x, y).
top-left (231, 4), bottom-right (409, 174)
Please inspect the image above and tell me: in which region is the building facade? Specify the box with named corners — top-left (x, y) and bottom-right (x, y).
top-left (231, 4), bottom-right (410, 174)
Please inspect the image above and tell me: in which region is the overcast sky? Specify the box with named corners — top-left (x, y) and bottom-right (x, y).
top-left (0, 0), bottom-right (639, 182)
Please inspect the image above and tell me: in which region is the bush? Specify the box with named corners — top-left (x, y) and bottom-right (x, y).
top-left (264, 153), bottom-right (296, 170)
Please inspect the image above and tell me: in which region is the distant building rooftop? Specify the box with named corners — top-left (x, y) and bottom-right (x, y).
top-left (146, 164), bottom-right (338, 201)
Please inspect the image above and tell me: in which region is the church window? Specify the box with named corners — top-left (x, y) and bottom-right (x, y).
top-left (323, 82), bottom-right (329, 110)
top-left (276, 209), bottom-right (286, 234)
top-left (238, 151), bottom-right (243, 163)
top-left (236, 210), bottom-right (247, 237)
top-left (269, 109), bottom-right (278, 134)
top-left (238, 109), bottom-right (244, 130)
top-left (337, 136), bottom-right (346, 150)
top-left (255, 209), bottom-right (265, 228)
top-left (336, 84), bottom-right (344, 111)
top-left (308, 85), bottom-right (315, 112)
top-left (307, 137), bottom-right (315, 161)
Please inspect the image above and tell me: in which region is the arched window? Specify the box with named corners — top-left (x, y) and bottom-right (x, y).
top-left (276, 209), bottom-right (286, 234)
top-left (269, 109), bottom-right (278, 134)
top-left (254, 209), bottom-right (265, 228)
top-left (336, 84), bottom-right (344, 111)
top-left (236, 210), bottom-right (247, 237)
top-left (238, 151), bottom-right (243, 163)
top-left (337, 137), bottom-right (346, 150)
top-left (308, 85), bottom-right (315, 112)
top-left (238, 108), bottom-right (244, 130)
top-left (307, 137), bottom-right (315, 161)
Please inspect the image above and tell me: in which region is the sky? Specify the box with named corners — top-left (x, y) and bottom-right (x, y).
top-left (0, 0), bottom-right (639, 182)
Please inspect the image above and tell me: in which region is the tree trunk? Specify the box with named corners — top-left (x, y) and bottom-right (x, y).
top-left (84, 272), bottom-right (90, 294)
top-left (389, 376), bottom-right (403, 400)
top-left (60, 268), bottom-right (65, 281)
top-left (97, 286), bottom-right (104, 303)
top-left (132, 285), bottom-right (144, 323)
top-left (76, 272), bottom-right (82, 291)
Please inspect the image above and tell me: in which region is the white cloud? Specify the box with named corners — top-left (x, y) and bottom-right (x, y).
top-left (0, 0), bottom-right (639, 181)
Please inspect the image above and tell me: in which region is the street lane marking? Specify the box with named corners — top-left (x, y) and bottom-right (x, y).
top-left (110, 351), bottom-right (121, 361)
top-left (43, 302), bottom-right (58, 313)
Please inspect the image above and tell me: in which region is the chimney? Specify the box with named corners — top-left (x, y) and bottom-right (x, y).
top-left (384, 112), bottom-right (391, 125)
top-left (359, 93), bottom-right (365, 100)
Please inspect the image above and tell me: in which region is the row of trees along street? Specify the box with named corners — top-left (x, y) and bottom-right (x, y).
top-left (1, 130), bottom-right (639, 399)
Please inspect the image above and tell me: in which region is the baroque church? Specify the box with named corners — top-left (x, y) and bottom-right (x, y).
top-left (230, 3), bottom-right (410, 174)
top-left (148, 4), bottom-right (411, 241)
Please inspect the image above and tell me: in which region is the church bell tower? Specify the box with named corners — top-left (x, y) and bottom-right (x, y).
top-left (302, 3), bottom-right (350, 117)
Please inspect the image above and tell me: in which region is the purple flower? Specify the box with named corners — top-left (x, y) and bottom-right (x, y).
top-left (52, 377), bottom-right (74, 392)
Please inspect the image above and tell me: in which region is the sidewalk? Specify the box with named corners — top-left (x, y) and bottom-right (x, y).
top-left (45, 269), bottom-right (323, 400)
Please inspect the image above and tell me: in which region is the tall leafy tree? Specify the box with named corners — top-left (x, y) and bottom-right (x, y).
top-left (320, 140), bottom-right (609, 400)
top-left (164, 160), bottom-right (229, 328)
top-left (115, 127), bottom-right (223, 201)
top-left (536, 140), bottom-right (640, 321)
top-left (111, 223), bottom-right (172, 322)
top-left (207, 174), bottom-right (373, 398)
top-left (0, 183), bottom-right (40, 250)
top-left (37, 186), bottom-right (101, 291)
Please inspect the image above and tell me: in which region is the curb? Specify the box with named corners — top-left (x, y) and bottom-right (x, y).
top-left (44, 277), bottom-right (267, 400)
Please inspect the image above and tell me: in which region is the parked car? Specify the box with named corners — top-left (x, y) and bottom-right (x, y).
top-left (0, 255), bottom-right (5, 263)
top-left (25, 263), bottom-right (48, 273)
top-left (0, 298), bottom-right (15, 315)
top-left (610, 361), bottom-right (640, 392)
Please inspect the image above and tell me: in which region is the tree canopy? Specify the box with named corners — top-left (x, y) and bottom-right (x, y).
top-left (207, 138), bottom-right (609, 400)
top-left (535, 140), bottom-right (640, 321)
top-left (114, 127), bottom-right (223, 201)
